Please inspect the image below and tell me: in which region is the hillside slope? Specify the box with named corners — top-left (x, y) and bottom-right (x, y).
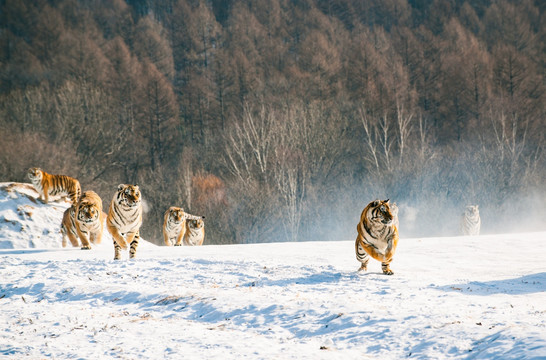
top-left (0, 183), bottom-right (545, 359)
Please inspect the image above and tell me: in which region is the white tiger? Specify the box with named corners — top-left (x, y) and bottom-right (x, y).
top-left (461, 205), bottom-right (480, 236)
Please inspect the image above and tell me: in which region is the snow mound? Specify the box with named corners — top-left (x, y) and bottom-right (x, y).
top-left (0, 182), bottom-right (72, 249)
top-left (0, 182), bottom-right (154, 251)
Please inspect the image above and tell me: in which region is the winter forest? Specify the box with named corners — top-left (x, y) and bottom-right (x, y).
top-left (0, 0), bottom-right (544, 245)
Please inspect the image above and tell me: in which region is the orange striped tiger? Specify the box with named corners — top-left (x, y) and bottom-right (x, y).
top-left (75, 190), bottom-right (106, 250)
top-left (355, 199), bottom-right (399, 275)
top-left (183, 218), bottom-right (205, 246)
top-left (106, 184), bottom-right (143, 260)
top-left (28, 167), bottom-right (81, 204)
top-left (162, 207), bottom-right (205, 246)
top-left (461, 205), bottom-right (480, 236)
top-left (61, 206), bottom-right (79, 247)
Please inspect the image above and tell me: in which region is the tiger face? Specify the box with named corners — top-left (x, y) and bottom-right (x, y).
top-left (465, 205), bottom-right (479, 218)
top-left (368, 199), bottom-right (395, 226)
top-left (188, 219), bottom-right (204, 230)
top-left (117, 184), bottom-right (141, 208)
top-left (168, 207), bottom-right (185, 225)
top-left (77, 202), bottom-right (101, 223)
top-left (27, 167), bottom-right (43, 182)
top-left (187, 218), bottom-right (204, 230)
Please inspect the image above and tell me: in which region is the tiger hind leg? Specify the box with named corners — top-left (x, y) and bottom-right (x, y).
top-left (129, 232), bottom-right (140, 259)
top-left (381, 262), bottom-right (394, 275)
top-left (355, 241), bottom-right (370, 272)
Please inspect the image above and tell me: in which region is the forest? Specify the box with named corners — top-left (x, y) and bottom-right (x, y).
top-left (0, 0), bottom-right (544, 245)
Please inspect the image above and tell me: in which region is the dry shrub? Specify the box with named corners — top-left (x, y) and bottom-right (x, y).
top-left (192, 174), bottom-right (228, 208)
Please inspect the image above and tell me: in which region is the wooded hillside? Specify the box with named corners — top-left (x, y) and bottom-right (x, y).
top-left (1, 0), bottom-right (544, 244)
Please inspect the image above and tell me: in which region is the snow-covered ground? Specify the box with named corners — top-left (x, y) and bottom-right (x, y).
top-left (1, 182), bottom-right (545, 359)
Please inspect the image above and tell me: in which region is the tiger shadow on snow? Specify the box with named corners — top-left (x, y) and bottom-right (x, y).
top-left (436, 272), bottom-right (546, 295)
top-left (243, 269), bottom-right (389, 288)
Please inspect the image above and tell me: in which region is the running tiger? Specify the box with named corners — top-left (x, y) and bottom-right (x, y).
top-left (28, 167), bottom-right (81, 204)
top-left (163, 207), bottom-right (205, 246)
top-left (75, 190), bottom-right (106, 249)
top-left (355, 199), bottom-right (399, 275)
top-left (183, 218), bottom-right (205, 246)
top-left (106, 184), bottom-right (142, 260)
top-left (461, 205), bottom-right (480, 236)
top-left (61, 206), bottom-right (78, 248)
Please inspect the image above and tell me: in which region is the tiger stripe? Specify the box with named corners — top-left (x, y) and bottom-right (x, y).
top-left (461, 205), bottom-right (480, 236)
top-left (61, 206), bottom-right (79, 247)
top-left (183, 218), bottom-right (205, 246)
top-left (355, 199), bottom-right (399, 275)
top-left (106, 184), bottom-right (143, 260)
top-left (28, 167), bottom-right (81, 204)
top-left (75, 190), bottom-right (105, 250)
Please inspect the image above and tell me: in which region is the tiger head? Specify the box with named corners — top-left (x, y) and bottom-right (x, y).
top-left (368, 199), bottom-right (395, 226)
top-left (117, 184), bottom-right (141, 208)
top-left (465, 205), bottom-right (479, 217)
top-left (27, 167), bottom-right (43, 182)
top-left (77, 191), bottom-right (103, 223)
top-left (77, 201), bottom-right (101, 223)
top-left (187, 218), bottom-right (204, 230)
top-left (167, 207), bottom-right (185, 224)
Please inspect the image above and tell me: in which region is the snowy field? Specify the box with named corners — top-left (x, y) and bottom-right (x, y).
top-left (1, 182), bottom-right (545, 359)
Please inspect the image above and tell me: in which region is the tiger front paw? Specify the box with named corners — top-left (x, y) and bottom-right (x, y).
top-left (174, 243), bottom-right (182, 247)
top-left (81, 245), bottom-right (92, 250)
top-left (382, 269), bottom-right (394, 275)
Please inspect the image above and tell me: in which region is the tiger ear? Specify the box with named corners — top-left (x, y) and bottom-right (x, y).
top-left (384, 199), bottom-right (390, 203)
top-left (372, 200), bottom-right (380, 207)
top-left (118, 184), bottom-right (125, 191)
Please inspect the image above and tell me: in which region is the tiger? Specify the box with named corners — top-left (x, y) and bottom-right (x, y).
top-left (183, 218), bottom-right (205, 246)
top-left (75, 190), bottom-right (106, 249)
top-left (163, 207), bottom-right (205, 246)
top-left (27, 167), bottom-right (81, 204)
top-left (106, 184), bottom-right (143, 260)
top-left (461, 205), bottom-right (480, 236)
top-left (60, 205), bottom-right (79, 248)
top-left (355, 199), bottom-right (399, 275)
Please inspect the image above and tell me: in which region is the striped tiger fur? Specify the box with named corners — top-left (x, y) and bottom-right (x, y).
top-left (461, 205), bottom-right (480, 236)
top-left (355, 199), bottom-right (399, 275)
top-left (106, 184), bottom-right (142, 260)
top-left (61, 206), bottom-right (78, 248)
top-left (28, 167), bottom-right (81, 204)
top-left (183, 218), bottom-right (205, 246)
top-left (163, 207), bottom-right (205, 246)
top-left (75, 190), bottom-right (106, 249)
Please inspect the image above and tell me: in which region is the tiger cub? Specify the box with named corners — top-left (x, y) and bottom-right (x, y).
top-left (355, 199), bottom-right (399, 275)
top-left (28, 167), bottom-right (81, 204)
top-left (106, 184), bottom-right (143, 260)
top-left (183, 218), bottom-right (205, 246)
top-left (75, 190), bottom-right (106, 249)
top-left (461, 205), bottom-right (480, 236)
top-left (61, 206), bottom-right (79, 248)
